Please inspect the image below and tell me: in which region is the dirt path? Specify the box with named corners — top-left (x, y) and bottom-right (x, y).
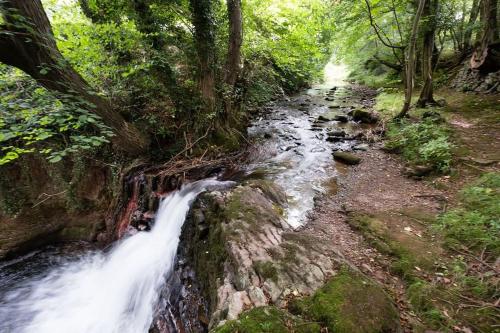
top-left (298, 88), bottom-right (500, 332)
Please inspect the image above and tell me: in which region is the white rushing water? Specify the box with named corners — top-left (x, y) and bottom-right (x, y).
top-left (0, 179), bottom-right (232, 333)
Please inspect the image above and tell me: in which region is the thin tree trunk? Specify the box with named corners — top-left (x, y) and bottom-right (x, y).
top-left (223, 0), bottom-right (243, 119)
top-left (463, 0), bottom-right (481, 52)
top-left (189, 0), bottom-right (216, 113)
top-left (398, 0), bottom-right (426, 118)
top-left (417, 0), bottom-right (439, 107)
top-left (0, 0), bottom-right (148, 155)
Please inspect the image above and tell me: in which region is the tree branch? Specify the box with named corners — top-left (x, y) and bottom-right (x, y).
top-left (364, 0), bottom-right (405, 50)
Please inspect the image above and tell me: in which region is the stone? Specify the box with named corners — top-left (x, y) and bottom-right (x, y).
top-left (334, 114), bottom-right (348, 122)
top-left (333, 152), bottom-right (361, 165)
top-left (351, 109), bottom-right (379, 124)
top-left (353, 144), bottom-right (369, 151)
top-left (404, 165), bottom-right (433, 177)
top-left (247, 286), bottom-right (267, 307)
top-left (328, 130), bottom-right (346, 137)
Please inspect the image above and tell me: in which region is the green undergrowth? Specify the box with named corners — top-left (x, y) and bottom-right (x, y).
top-left (385, 119), bottom-right (453, 173)
top-left (214, 268), bottom-right (400, 333)
top-left (436, 172), bottom-right (500, 260)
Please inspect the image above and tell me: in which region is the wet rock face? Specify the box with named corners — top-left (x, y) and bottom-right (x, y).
top-left (0, 155), bottom-right (113, 260)
top-left (181, 180), bottom-right (341, 329)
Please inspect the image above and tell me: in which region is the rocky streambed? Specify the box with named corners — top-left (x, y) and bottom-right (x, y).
top-left (159, 83), bottom-right (401, 332)
top-left (0, 83), bottom-right (401, 333)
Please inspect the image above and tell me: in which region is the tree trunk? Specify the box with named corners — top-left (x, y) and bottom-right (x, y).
top-left (463, 0), bottom-right (481, 52)
top-left (398, 0), bottom-right (426, 118)
top-left (190, 0), bottom-right (216, 113)
top-left (223, 0), bottom-right (243, 119)
top-left (471, 0), bottom-right (499, 71)
top-left (0, 0), bottom-right (148, 155)
top-left (417, 0), bottom-right (438, 107)
top-left (225, 0), bottom-right (243, 87)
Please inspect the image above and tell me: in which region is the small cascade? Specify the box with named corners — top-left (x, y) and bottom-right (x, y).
top-left (0, 179), bottom-right (233, 333)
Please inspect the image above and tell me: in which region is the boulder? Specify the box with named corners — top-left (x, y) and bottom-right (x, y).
top-left (333, 152), bottom-right (361, 165)
top-left (351, 109), bottom-right (379, 124)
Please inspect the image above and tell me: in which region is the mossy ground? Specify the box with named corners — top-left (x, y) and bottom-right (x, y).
top-left (289, 268), bottom-right (400, 333)
top-left (213, 306), bottom-right (320, 333)
top-left (346, 176), bottom-right (500, 333)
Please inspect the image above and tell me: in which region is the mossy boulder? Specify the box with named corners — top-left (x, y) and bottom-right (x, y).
top-left (351, 109), bottom-right (379, 124)
top-left (289, 268), bottom-right (401, 333)
top-left (333, 151), bottom-right (362, 165)
top-left (212, 306), bottom-right (320, 333)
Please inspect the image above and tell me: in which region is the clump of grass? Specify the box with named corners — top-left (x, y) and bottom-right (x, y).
top-left (407, 280), bottom-right (447, 329)
top-left (385, 119), bottom-right (453, 173)
top-left (436, 172), bottom-right (500, 259)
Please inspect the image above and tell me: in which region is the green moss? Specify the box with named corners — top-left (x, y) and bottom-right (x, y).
top-left (253, 261), bottom-right (279, 283)
top-left (289, 268), bottom-right (400, 333)
top-left (347, 214), bottom-right (433, 282)
top-left (212, 306), bottom-right (320, 333)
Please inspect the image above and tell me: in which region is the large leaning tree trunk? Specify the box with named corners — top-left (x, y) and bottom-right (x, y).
top-left (398, 0), bottom-right (426, 118)
top-left (417, 0), bottom-right (439, 107)
top-left (190, 0), bottom-right (217, 113)
top-left (0, 0), bottom-right (149, 155)
top-left (223, 0), bottom-right (243, 120)
top-left (471, 0), bottom-right (500, 72)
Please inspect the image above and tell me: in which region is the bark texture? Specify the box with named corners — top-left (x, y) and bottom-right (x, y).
top-left (223, 0), bottom-right (243, 119)
top-left (224, 0), bottom-right (243, 87)
top-left (0, 0), bottom-right (149, 155)
top-left (190, 0), bottom-right (216, 112)
top-left (471, 0), bottom-right (500, 71)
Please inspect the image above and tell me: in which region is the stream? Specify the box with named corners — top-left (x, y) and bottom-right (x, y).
top-left (0, 65), bottom-right (367, 333)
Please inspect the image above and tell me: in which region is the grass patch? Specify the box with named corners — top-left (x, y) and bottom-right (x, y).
top-left (374, 90), bottom-right (405, 119)
top-left (407, 280), bottom-right (447, 329)
top-left (385, 119), bottom-right (453, 173)
top-left (436, 172), bottom-right (500, 260)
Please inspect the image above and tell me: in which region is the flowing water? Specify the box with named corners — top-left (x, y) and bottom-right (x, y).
top-left (0, 64), bottom-right (359, 332)
top-left (246, 64), bottom-right (350, 228)
top-left (0, 180), bottom-right (233, 333)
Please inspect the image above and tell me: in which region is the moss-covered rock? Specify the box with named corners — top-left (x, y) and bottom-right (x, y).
top-left (212, 306), bottom-right (320, 333)
top-left (333, 151), bottom-right (362, 165)
top-left (289, 268), bottom-right (401, 333)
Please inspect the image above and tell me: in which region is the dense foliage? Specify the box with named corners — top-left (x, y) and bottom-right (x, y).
top-left (0, 0), bottom-right (336, 164)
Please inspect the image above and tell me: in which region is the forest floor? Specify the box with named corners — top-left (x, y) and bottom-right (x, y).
top-left (303, 88), bottom-right (500, 333)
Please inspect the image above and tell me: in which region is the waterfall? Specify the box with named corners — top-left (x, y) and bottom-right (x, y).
top-left (0, 179), bottom-right (232, 333)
